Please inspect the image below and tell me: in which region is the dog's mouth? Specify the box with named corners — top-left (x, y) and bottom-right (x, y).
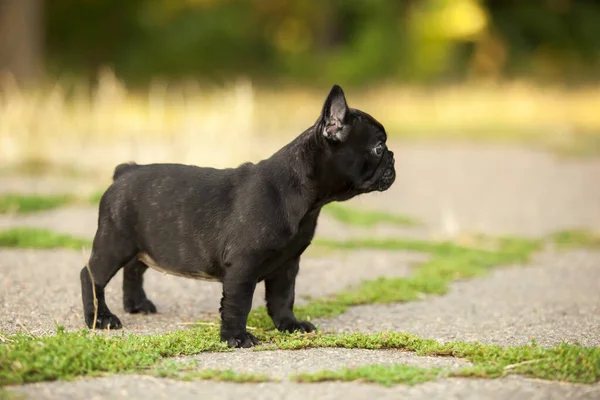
top-left (356, 152), bottom-right (396, 193)
top-left (377, 166), bottom-right (395, 192)
top-left (376, 155), bottom-right (396, 192)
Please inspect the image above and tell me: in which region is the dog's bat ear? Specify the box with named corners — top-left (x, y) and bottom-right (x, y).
top-left (320, 84), bottom-right (349, 142)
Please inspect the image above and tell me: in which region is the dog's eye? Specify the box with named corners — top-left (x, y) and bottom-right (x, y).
top-left (373, 143), bottom-right (384, 156)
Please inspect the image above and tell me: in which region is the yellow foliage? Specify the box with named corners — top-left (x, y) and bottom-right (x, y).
top-left (414, 0), bottom-right (488, 41)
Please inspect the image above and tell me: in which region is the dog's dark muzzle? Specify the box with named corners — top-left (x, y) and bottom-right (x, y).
top-left (377, 152), bottom-right (396, 192)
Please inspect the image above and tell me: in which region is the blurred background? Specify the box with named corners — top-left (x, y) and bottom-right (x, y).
top-left (1, 0), bottom-right (600, 178)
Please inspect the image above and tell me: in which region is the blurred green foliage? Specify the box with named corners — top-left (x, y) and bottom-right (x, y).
top-left (44, 0), bottom-right (600, 87)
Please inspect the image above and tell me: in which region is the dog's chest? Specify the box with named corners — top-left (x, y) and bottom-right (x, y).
top-left (265, 211), bottom-right (319, 265)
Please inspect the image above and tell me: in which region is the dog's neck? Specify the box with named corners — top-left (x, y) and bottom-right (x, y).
top-left (264, 124), bottom-right (347, 210)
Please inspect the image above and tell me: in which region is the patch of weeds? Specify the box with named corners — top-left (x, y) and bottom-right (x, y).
top-left (248, 236), bottom-right (542, 330)
top-left (451, 340), bottom-right (600, 383)
top-left (0, 188), bottom-right (107, 215)
top-left (0, 326), bottom-right (229, 386)
top-left (295, 364), bottom-right (443, 386)
top-left (275, 332), bottom-right (599, 385)
top-left (549, 230), bottom-right (600, 249)
top-left (0, 194), bottom-right (74, 214)
top-left (322, 203), bottom-right (420, 227)
top-left (1, 327), bottom-right (598, 386)
top-left (0, 228), bottom-right (91, 250)
top-left (153, 360), bottom-right (271, 383)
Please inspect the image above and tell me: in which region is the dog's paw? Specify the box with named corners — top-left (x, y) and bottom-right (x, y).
top-left (221, 331), bottom-right (260, 348)
top-left (85, 312), bottom-right (123, 330)
top-left (124, 298), bottom-right (157, 314)
top-left (277, 319), bottom-right (317, 334)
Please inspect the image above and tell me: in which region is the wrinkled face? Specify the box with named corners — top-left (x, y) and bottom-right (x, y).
top-left (328, 111), bottom-right (395, 194)
top-left (317, 85), bottom-right (396, 199)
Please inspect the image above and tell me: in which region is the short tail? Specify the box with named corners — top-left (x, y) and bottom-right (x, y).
top-left (113, 162), bottom-right (138, 181)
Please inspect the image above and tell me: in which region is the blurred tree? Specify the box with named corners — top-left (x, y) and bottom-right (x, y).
top-left (0, 0), bottom-right (44, 85)
top-left (34, 0), bottom-right (600, 87)
top-left (44, 0), bottom-right (146, 84)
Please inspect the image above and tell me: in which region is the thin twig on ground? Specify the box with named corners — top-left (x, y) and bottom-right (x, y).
top-left (0, 332), bottom-right (14, 343)
top-left (16, 321), bottom-right (33, 337)
top-left (503, 359), bottom-right (549, 371)
top-left (82, 247), bottom-right (98, 333)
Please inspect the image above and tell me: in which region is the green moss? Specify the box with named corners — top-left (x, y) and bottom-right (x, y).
top-left (295, 364), bottom-right (442, 386)
top-left (0, 194), bottom-right (74, 214)
top-left (0, 327), bottom-right (228, 386)
top-left (294, 338), bottom-right (600, 386)
top-left (550, 230), bottom-right (600, 249)
top-left (0, 228), bottom-right (92, 250)
top-left (322, 203), bottom-right (420, 227)
top-left (282, 332), bottom-right (600, 384)
top-left (0, 189), bottom-right (107, 215)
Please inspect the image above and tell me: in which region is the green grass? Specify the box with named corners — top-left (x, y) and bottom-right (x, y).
top-left (274, 332), bottom-right (600, 384)
top-left (0, 223), bottom-right (598, 387)
top-left (0, 190), bottom-right (107, 215)
top-left (0, 326), bottom-right (229, 386)
top-left (88, 190), bottom-right (104, 205)
top-left (322, 203), bottom-right (420, 227)
top-left (295, 364), bottom-right (442, 386)
top-left (0, 228), bottom-right (91, 250)
top-left (550, 229), bottom-right (600, 249)
top-left (0, 194), bottom-right (74, 214)
top-left (0, 389), bottom-right (23, 400)
top-left (1, 327), bottom-right (598, 386)
top-left (293, 336), bottom-right (600, 386)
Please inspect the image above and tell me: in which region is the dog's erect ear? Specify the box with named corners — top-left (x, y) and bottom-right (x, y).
top-left (320, 84), bottom-right (349, 142)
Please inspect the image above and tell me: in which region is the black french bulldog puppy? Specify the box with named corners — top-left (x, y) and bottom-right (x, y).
top-left (80, 84), bottom-right (396, 348)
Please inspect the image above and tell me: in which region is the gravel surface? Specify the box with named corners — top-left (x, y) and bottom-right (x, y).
top-left (173, 348), bottom-right (470, 379)
top-left (0, 248), bottom-right (424, 335)
top-left (9, 375), bottom-right (600, 400)
top-left (319, 248), bottom-right (600, 347)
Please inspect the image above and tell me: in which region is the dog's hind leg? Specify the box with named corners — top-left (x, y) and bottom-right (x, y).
top-left (80, 220), bottom-right (137, 330)
top-left (123, 259), bottom-right (157, 314)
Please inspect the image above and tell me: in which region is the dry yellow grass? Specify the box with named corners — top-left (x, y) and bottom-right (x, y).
top-left (1, 69), bottom-right (599, 178)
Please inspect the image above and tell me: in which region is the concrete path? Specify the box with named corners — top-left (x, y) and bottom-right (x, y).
top-left (10, 376), bottom-right (600, 400)
top-left (1, 143), bottom-right (600, 399)
top-left (319, 248), bottom-right (600, 347)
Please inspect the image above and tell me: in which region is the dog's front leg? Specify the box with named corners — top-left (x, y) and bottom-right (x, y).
top-left (219, 271), bottom-right (259, 348)
top-left (265, 258), bottom-right (316, 333)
